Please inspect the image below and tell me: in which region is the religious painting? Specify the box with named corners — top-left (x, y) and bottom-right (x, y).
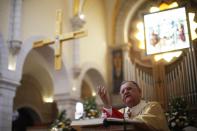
top-left (143, 6), bottom-right (191, 55)
top-left (112, 49), bottom-right (124, 93)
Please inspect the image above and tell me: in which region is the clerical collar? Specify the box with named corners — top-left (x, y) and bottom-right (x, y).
top-left (125, 100), bottom-right (147, 117)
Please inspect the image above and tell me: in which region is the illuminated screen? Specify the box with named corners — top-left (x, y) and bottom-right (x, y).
top-left (144, 7), bottom-right (191, 55)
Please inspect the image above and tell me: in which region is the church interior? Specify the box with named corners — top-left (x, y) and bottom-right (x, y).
top-left (0, 0), bottom-right (197, 131)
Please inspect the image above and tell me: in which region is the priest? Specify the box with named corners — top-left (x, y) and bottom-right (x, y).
top-left (98, 81), bottom-right (170, 131)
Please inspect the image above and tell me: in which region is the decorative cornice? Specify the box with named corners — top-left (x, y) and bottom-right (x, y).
top-left (0, 77), bottom-right (20, 91)
top-left (54, 93), bottom-right (80, 102)
top-left (108, 43), bottom-right (131, 51)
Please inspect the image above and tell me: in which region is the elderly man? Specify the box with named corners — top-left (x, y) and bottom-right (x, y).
top-left (98, 81), bottom-right (169, 131)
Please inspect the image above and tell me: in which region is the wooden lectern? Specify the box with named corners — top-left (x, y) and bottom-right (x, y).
top-left (71, 118), bottom-right (154, 131)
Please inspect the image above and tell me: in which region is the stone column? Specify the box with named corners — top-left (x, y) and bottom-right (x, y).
top-left (0, 78), bottom-right (19, 131)
top-left (69, 16), bottom-right (85, 104)
top-left (8, 0), bottom-right (23, 70)
top-left (9, 0), bottom-right (22, 41)
top-left (121, 44), bottom-right (132, 81)
top-left (54, 15), bottom-right (86, 118)
top-left (54, 94), bottom-right (79, 120)
top-left (70, 15), bottom-right (85, 78)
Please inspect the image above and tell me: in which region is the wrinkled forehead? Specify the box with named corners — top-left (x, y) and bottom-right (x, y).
top-left (120, 81), bottom-right (139, 91)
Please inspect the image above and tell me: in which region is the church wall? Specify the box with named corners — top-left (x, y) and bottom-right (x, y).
top-left (19, 0), bottom-right (110, 121)
top-left (21, 0), bottom-right (70, 40)
top-left (22, 0), bottom-right (74, 71)
top-left (21, 0), bottom-right (109, 92)
top-left (103, 0), bottom-right (117, 45)
top-left (80, 0), bottom-right (108, 82)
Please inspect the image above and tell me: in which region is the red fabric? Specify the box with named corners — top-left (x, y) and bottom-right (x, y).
top-left (102, 108), bottom-right (124, 118)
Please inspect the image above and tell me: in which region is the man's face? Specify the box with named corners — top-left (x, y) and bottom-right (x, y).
top-left (120, 82), bottom-right (141, 107)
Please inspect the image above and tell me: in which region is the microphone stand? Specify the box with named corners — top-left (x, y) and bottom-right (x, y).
top-left (123, 108), bottom-right (127, 131)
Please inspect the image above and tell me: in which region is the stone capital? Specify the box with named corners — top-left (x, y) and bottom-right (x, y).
top-left (0, 77), bottom-right (20, 90)
top-left (70, 15), bottom-right (86, 30)
top-left (109, 43), bottom-right (131, 52)
top-left (72, 66), bottom-right (81, 78)
top-left (8, 39), bottom-right (22, 55)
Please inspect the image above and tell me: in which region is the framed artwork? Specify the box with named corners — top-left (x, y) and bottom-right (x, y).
top-left (143, 6), bottom-right (191, 55)
top-left (112, 49), bottom-right (123, 93)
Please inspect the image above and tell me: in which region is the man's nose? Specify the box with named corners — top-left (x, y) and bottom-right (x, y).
top-left (123, 89), bottom-right (129, 95)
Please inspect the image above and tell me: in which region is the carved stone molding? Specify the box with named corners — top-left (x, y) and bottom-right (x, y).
top-left (71, 15), bottom-right (86, 30)
top-left (9, 39), bottom-right (22, 55)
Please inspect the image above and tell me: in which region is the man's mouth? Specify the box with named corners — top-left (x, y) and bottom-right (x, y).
top-left (124, 94), bottom-right (130, 100)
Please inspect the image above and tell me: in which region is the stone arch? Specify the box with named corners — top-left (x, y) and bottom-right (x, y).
top-left (16, 35), bottom-right (71, 94)
top-left (22, 50), bottom-right (54, 99)
top-left (16, 36), bottom-right (52, 81)
top-left (13, 35), bottom-right (71, 123)
top-left (78, 63), bottom-right (106, 105)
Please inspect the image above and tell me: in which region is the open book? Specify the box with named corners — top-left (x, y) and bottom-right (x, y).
top-left (71, 117), bottom-right (143, 127)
